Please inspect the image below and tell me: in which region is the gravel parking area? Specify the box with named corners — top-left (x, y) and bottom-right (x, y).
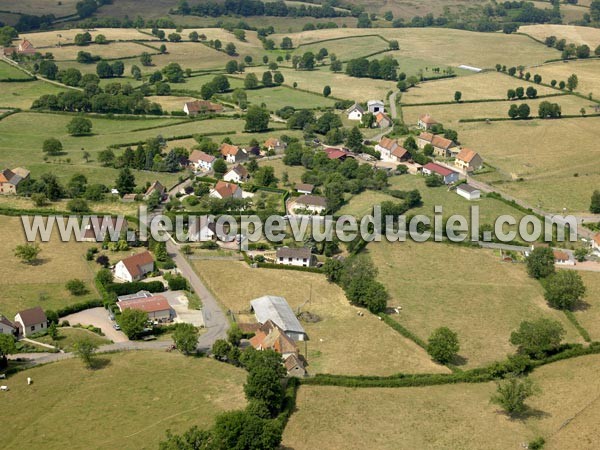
top-left (61, 307), bottom-right (128, 343)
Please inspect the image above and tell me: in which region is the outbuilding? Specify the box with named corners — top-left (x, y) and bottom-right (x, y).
top-left (456, 183), bottom-right (481, 200)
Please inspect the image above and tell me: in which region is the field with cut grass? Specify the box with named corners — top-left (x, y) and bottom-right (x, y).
top-left (530, 59), bottom-right (600, 99)
top-left (49, 41), bottom-right (151, 61)
top-left (0, 0), bottom-right (79, 16)
top-left (257, 157), bottom-right (307, 188)
top-left (283, 353), bottom-right (600, 450)
top-left (458, 117), bottom-right (600, 212)
top-left (146, 95), bottom-right (198, 112)
top-left (402, 93), bottom-right (592, 125)
top-left (293, 35), bottom-right (390, 61)
top-left (0, 216), bottom-right (98, 317)
top-left (519, 24), bottom-right (600, 48)
top-left (191, 259), bottom-right (448, 376)
top-left (0, 80), bottom-right (70, 109)
top-left (36, 327), bottom-right (112, 351)
top-left (20, 28), bottom-right (156, 47)
top-left (402, 71), bottom-right (558, 104)
top-left (144, 42), bottom-right (234, 72)
top-left (573, 271), bottom-right (600, 341)
top-left (244, 84), bottom-right (336, 111)
top-left (368, 240), bottom-right (582, 367)
top-left (0, 352), bottom-right (246, 450)
top-left (0, 61), bottom-right (32, 80)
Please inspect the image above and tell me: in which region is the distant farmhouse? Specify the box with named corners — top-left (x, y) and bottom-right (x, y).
top-left (220, 143), bottom-right (248, 163)
top-left (422, 162), bottom-right (459, 184)
top-left (375, 112), bottom-right (392, 128)
top-left (454, 148), bottom-right (483, 172)
top-left (0, 167), bottom-right (29, 195)
top-left (210, 181), bottom-right (243, 199)
top-left (223, 164), bottom-right (249, 184)
top-left (418, 114), bottom-right (438, 130)
top-left (276, 247), bottom-right (316, 268)
top-left (183, 100), bottom-right (223, 116)
top-left (3, 39), bottom-right (36, 57)
top-left (14, 306), bottom-right (47, 337)
top-left (264, 137), bottom-right (287, 153)
top-left (117, 292), bottom-right (172, 322)
top-left (417, 132), bottom-right (458, 158)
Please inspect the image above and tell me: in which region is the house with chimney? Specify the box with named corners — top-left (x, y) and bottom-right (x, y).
top-left (417, 114), bottom-right (438, 130)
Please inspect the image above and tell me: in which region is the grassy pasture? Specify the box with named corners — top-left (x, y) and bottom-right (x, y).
top-left (20, 28), bottom-right (157, 47)
top-left (243, 84), bottom-right (337, 111)
top-left (368, 240), bottom-right (581, 367)
top-left (0, 216), bottom-right (98, 317)
top-left (49, 41), bottom-right (151, 61)
top-left (572, 271), bottom-right (600, 342)
top-left (37, 327), bottom-right (112, 351)
top-left (0, 0), bottom-right (79, 16)
top-left (191, 259), bottom-right (448, 376)
top-left (402, 71), bottom-right (557, 104)
top-left (402, 94), bottom-right (592, 125)
top-left (0, 61), bottom-right (32, 80)
top-left (144, 42), bottom-right (233, 71)
top-left (458, 117), bottom-right (600, 212)
top-left (283, 353), bottom-right (600, 450)
top-left (530, 1), bottom-right (587, 23)
top-left (342, 0), bottom-right (487, 17)
top-left (257, 158), bottom-right (306, 188)
top-left (293, 35), bottom-right (389, 61)
top-left (146, 95), bottom-right (197, 112)
top-left (519, 24), bottom-right (600, 48)
top-left (529, 59), bottom-right (600, 99)
top-left (0, 352), bottom-right (247, 450)
top-left (0, 80), bottom-right (70, 109)
top-left (182, 74), bottom-right (245, 92)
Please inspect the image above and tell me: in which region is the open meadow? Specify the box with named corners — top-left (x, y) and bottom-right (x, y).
top-left (0, 216), bottom-right (97, 317)
top-left (49, 41), bottom-right (152, 61)
top-left (519, 24), bottom-right (600, 48)
top-left (20, 28), bottom-right (156, 47)
top-left (191, 259), bottom-right (448, 376)
top-left (0, 0), bottom-right (79, 17)
top-left (37, 327), bottom-right (112, 350)
top-left (283, 353), bottom-right (600, 450)
top-left (0, 352), bottom-right (247, 450)
top-left (367, 240), bottom-right (582, 367)
top-left (0, 80), bottom-right (70, 110)
top-left (293, 34), bottom-right (390, 61)
top-left (573, 270), bottom-right (600, 342)
top-left (529, 59), bottom-right (600, 99)
top-left (0, 61), bottom-right (32, 80)
top-left (458, 116), bottom-right (600, 212)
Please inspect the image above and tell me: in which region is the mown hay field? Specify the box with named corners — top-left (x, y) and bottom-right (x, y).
top-left (49, 41), bottom-right (152, 61)
top-left (0, 80), bottom-right (70, 109)
top-left (0, 352), bottom-right (247, 450)
top-left (293, 34), bottom-right (390, 61)
top-left (368, 240), bottom-right (582, 367)
top-left (283, 353), bottom-right (600, 450)
top-left (191, 259), bottom-right (449, 376)
top-left (519, 24), bottom-right (600, 48)
top-left (20, 28), bottom-right (156, 47)
top-left (402, 71), bottom-right (558, 104)
top-left (0, 0), bottom-right (79, 17)
top-left (530, 59), bottom-right (600, 99)
top-left (458, 117), bottom-right (600, 212)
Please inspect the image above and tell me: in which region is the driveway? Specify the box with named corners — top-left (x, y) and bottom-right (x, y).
top-left (161, 290), bottom-right (205, 327)
top-left (61, 307), bottom-right (128, 343)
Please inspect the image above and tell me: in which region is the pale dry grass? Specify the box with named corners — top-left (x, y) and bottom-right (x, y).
top-left (0, 352), bottom-right (246, 450)
top-left (293, 34), bottom-right (389, 61)
top-left (147, 95), bottom-right (197, 112)
top-left (572, 271), bottom-right (600, 341)
top-left (457, 117), bottom-right (600, 212)
top-left (50, 42), bottom-right (150, 61)
top-left (519, 24), bottom-right (600, 48)
top-left (149, 42), bottom-right (233, 71)
top-left (0, 0), bottom-right (79, 17)
top-left (368, 241), bottom-right (582, 367)
top-left (402, 94), bottom-right (592, 125)
top-left (191, 259), bottom-right (448, 376)
top-left (402, 71), bottom-right (557, 104)
top-left (531, 59), bottom-right (600, 99)
top-left (20, 28), bottom-right (156, 48)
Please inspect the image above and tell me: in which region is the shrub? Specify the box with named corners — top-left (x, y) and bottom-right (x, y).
top-left (65, 279), bottom-right (88, 296)
top-left (427, 327), bottom-right (459, 364)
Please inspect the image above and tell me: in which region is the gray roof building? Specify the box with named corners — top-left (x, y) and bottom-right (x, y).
top-left (250, 295), bottom-right (307, 341)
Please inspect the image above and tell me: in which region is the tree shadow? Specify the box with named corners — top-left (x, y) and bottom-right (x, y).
top-left (26, 258), bottom-right (48, 266)
top-left (571, 299), bottom-right (591, 312)
top-left (496, 407), bottom-right (551, 421)
top-left (451, 354), bottom-right (469, 367)
top-left (89, 357), bottom-right (111, 370)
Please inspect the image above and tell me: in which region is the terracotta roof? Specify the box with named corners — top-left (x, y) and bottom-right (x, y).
top-left (295, 183), bottom-right (314, 193)
top-left (423, 162), bottom-right (455, 177)
top-left (431, 135), bottom-right (454, 150)
top-left (418, 132), bottom-right (434, 142)
top-left (228, 164), bottom-right (248, 179)
top-left (264, 137), bottom-right (283, 148)
top-left (145, 180), bottom-right (165, 196)
top-left (18, 39), bottom-right (35, 52)
top-left (118, 295), bottom-right (171, 314)
top-left (189, 150), bottom-right (215, 164)
top-left (456, 148), bottom-right (479, 163)
top-left (323, 147), bottom-right (350, 160)
top-left (276, 247), bottom-right (312, 259)
top-left (249, 320), bottom-right (298, 355)
top-left (220, 143), bottom-right (240, 157)
top-left (15, 306), bottom-right (46, 327)
top-left (553, 250), bottom-right (570, 261)
top-left (184, 100), bottom-right (223, 113)
top-left (391, 147), bottom-right (409, 159)
top-left (378, 137), bottom-right (398, 152)
top-left (0, 169), bottom-right (15, 183)
top-left (213, 180), bottom-right (241, 198)
top-left (120, 251), bottom-right (154, 279)
top-left (376, 112), bottom-right (391, 123)
top-left (295, 194), bottom-right (327, 208)
top-left (594, 233), bottom-right (600, 246)
top-left (419, 114), bottom-right (437, 125)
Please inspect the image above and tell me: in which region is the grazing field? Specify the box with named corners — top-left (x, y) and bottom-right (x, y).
top-left (572, 271), bottom-right (600, 341)
top-left (274, 28), bottom-right (560, 68)
top-left (0, 0), bottom-right (79, 16)
top-left (257, 158), bottom-right (307, 188)
top-left (0, 216), bottom-right (97, 317)
top-left (144, 42), bottom-right (233, 71)
top-left (368, 240), bottom-right (581, 367)
top-left (49, 42), bottom-right (151, 61)
top-left (0, 81), bottom-right (70, 109)
top-left (530, 59), bottom-right (600, 99)
top-left (458, 117), bottom-right (600, 212)
top-left (146, 95), bottom-right (198, 112)
top-left (283, 353), bottom-right (600, 450)
top-left (191, 259), bottom-right (448, 376)
top-left (37, 327), bottom-right (112, 351)
top-left (20, 28), bottom-right (156, 47)
top-left (0, 352), bottom-right (247, 450)
top-left (343, 0), bottom-right (488, 17)
top-left (402, 93), bottom-right (592, 125)
top-left (0, 195), bottom-right (140, 216)
top-left (402, 71), bottom-right (558, 104)
top-left (293, 35), bottom-right (390, 61)
top-left (0, 61), bottom-right (32, 80)
top-left (243, 84), bottom-right (337, 111)
top-left (182, 74), bottom-right (245, 92)
top-left (519, 24), bottom-right (600, 48)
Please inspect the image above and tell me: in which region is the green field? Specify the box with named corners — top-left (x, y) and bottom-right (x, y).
top-left (283, 353), bottom-right (600, 450)
top-left (0, 61), bottom-right (32, 80)
top-left (244, 84), bottom-right (336, 111)
top-left (36, 327), bottom-right (112, 351)
top-left (368, 240), bottom-right (582, 367)
top-left (0, 80), bottom-right (70, 109)
top-left (293, 35), bottom-right (390, 61)
top-left (0, 352), bottom-right (247, 450)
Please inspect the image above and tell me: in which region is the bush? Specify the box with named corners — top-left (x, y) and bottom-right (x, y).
top-left (166, 274), bottom-right (188, 291)
top-left (106, 280), bottom-right (165, 296)
top-left (65, 279), bottom-right (88, 296)
top-left (427, 327), bottom-right (459, 364)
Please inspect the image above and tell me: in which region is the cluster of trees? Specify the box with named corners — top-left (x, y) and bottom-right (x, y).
top-left (508, 103), bottom-right (531, 119)
top-left (99, 137), bottom-right (186, 173)
top-left (32, 82), bottom-right (163, 115)
top-left (0, 25), bottom-right (17, 47)
top-left (177, 0), bottom-right (348, 19)
top-left (95, 60), bottom-right (124, 78)
top-left (538, 101), bottom-right (562, 118)
top-left (590, 190), bottom-right (600, 213)
top-left (544, 35), bottom-right (600, 60)
top-left (345, 55), bottom-right (398, 80)
top-left (291, 51), bottom-right (316, 70)
top-left (199, 74), bottom-right (233, 99)
top-left (507, 86), bottom-right (538, 100)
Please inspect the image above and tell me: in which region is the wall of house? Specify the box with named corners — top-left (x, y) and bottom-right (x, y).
top-left (114, 261), bottom-right (134, 282)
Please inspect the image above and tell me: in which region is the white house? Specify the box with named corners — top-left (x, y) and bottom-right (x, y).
top-left (554, 250), bottom-right (575, 266)
top-left (210, 181), bottom-right (243, 199)
top-left (114, 251), bottom-right (155, 282)
top-left (290, 194), bottom-right (327, 215)
top-left (422, 162), bottom-right (459, 184)
top-left (14, 307), bottom-right (47, 337)
top-left (375, 137), bottom-right (398, 161)
top-left (417, 114), bottom-right (438, 130)
top-left (250, 295), bottom-right (307, 341)
top-left (188, 215), bottom-right (216, 242)
top-left (367, 100), bottom-right (384, 114)
top-left (456, 184), bottom-right (481, 201)
top-left (223, 164), bottom-right (249, 184)
top-left (220, 143), bottom-right (247, 163)
top-left (0, 316), bottom-right (17, 335)
top-left (346, 103), bottom-right (364, 121)
top-left (188, 150), bottom-right (216, 172)
top-left (276, 247), bottom-right (316, 267)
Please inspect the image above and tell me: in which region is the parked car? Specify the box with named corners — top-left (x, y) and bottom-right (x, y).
top-left (113, 324), bottom-right (121, 330)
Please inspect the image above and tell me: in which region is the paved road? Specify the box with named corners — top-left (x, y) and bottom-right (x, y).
top-left (166, 239), bottom-right (229, 350)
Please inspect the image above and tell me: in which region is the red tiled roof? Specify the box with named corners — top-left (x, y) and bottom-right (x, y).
top-left (456, 148), bottom-right (479, 163)
top-left (391, 147), bottom-right (409, 159)
top-left (220, 143), bottom-right (240, 156)
top-left (189, 150), bottom-right (215, 163)
top-left (419, 114), bottom-right (437, 124)
top-left (423, 162), bottom-right (455, 177)
top-left (118, 295), bottom-right (170, 314)
top-left (323, 148), bottom-right (349, 159)
top-left (214, 180), bottom-right (241, 198)
top-left (377, 137), bottom-right (397, 151)
top-left (185, 100), bottom-right (223, 113)
top-left (553, 250), bottom-right (569, 261)
top-left (120, 251), bottom-right (154, 279)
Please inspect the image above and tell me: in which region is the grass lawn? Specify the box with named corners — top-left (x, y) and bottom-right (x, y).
top-left (572, 271), bottom-right (600, 341)
top-left (402, 94), bottom-right (592, 126)
top-left (191, 259), bottom-right (448, 376)
top-left (529, 59), bottom-right (600, 99)
top-left (0, 61), bottom-right (32, 80)
top-left (0, 216), bottom-right (98, 317)
top-left (283, 353), bottom-right (600, 450)
top-left (519, 24), bottom-right (600, 48)
top-left (401, 71), bottom-right (558, 104)
top-left (36, 327), bottom-right (112, 351)
top-left (458, 116), bottom-right (600, 213)
top-left (257, 158), bottom-right (306, 188)
top-left (367, 240), bottom-right (582, 367)
top-left (50, 41), bottom-right (151, 61)
top-left (0, 80), bottom-right (70, 109)
top-left (0, 351), bottom-right (246, 450)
